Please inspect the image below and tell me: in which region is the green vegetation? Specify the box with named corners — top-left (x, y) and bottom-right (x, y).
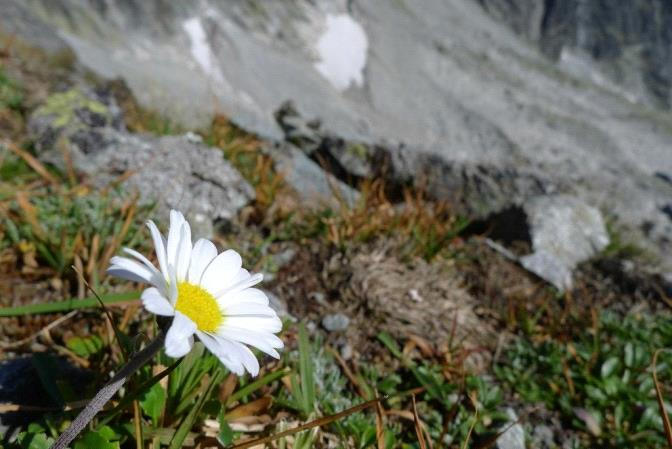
top-left (2, 185), bottom-right (151, 277)
top-left (0, 69), bottom-right (24, 111)
top-left (1, 57), bottom-right (670, 449)
top-left (496, 311), bottom-right (672, 447)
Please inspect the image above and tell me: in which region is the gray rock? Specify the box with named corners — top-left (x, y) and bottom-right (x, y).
top-left (520, 251), bottom-right (574, 292)
top-left (269, 142), bottom-right (359, 208)
top-left (479, 0), bottom-right (672, 109)
top-left (28, 87), bottom-right (125, 157)
top-left (273, 248), bottom-right (297, 268)
top-left (309, 291), bottom-right (328, 306)
top-left (340, 343), bottom-right (353, 361)
top-left (496, 408), bottom-right (526, 449)
top-left (322, 313), bottom-right (350, 332)
top-left (7, 0), bottom-right (672, 272)
top-left (27, 90), bottom-right (254, 234)
top-left (263, 289), bottom-right (291, 320)
top-left (531, 424), bottom-right (556, 449)
top-left (521, 195), bottom-right (609, 291)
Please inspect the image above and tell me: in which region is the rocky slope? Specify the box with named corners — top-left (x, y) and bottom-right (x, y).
top-left (2, 0), bottom-right (672, 276)
top-left (479, 0), bottom-right (672, 109)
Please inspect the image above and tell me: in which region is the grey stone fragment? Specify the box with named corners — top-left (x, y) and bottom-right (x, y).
top-left (496, 408), bottom-right (526, 449)
top-left (531, 424), bottom-right (555, 449)
top-left (340, 343), bottom-right (353, 360)
top-left (269, 142), bottom-right (359, 208)
top-left (520, 250), bottom-right (573, 292)
top-left (322, 313), bottom-right (350, 332)
top-left (263, 289), bottom-right (291, 320)
top-left (520, 195), bottom-right (609, 291)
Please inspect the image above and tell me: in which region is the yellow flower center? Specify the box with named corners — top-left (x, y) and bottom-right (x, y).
top-left (175, 282), bottom-right (223, 332)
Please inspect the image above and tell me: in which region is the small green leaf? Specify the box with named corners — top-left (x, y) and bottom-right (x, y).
top-left (17, 432), bottom-right (54, 449)
top-left (66, 335), bottom-right (105, 358)
top-left (298, 322), bottom-right (315, 415)
top-left (74, 428), bottom-right (120, 449)
top-left (140, 382), bottom-right (167, 426)
top-left (600, 357), bottom-right (619, 378)
top-left (624, 342), bottom-right (634, 368)
top-left (377, 332), bottom-right (402, 359)
top-left (217, 408), bottom-right (235, 445)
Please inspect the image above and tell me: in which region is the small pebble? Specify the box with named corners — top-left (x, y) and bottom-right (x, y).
top-left (322, 313), bottom-right (350, 332)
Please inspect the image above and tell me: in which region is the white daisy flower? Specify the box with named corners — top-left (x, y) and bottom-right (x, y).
top-left (107, 210), bottom-right (283, 376)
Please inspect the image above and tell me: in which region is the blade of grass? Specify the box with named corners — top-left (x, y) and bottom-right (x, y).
top-left (375, 399), bottom-right (385, 449)
top-left (460, 401), bottom-right (479, 449)
top-left (100, 358), bottom-right (182, 426)
top-left (412, 394), bottom-right (428, 449)
top-left (133, 399), bottom-right (144, 449)
top-left (168, 368), bottom-right (225, 449)
top-left (72, 264), bottom-right (129, 360)
top-left (0, 291), bottom-right (139, 316)
top-left (226, 368), bottom-right (289, 406)
top-left (653, 349), bottom-right (672, 448)
top-left (5, 140), bottom-right (58, 185)
top-left (298, 322), bottom-right (315, 414)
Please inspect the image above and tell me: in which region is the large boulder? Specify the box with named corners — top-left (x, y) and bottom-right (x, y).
top-left (520, 195), bottom-right (610, 291)
top-left (28, 89), bottom-right (254, 236)
top-left (6, 0), bottom-right (672, 271)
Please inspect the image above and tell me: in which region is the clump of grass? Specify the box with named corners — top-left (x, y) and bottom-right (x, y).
top-left (108, 80), bottom-right (183, 136)
top-left (0, 68), bottom-right (26, 140)
top-left (1, 178), bottom-right (151, 290)
top-left (0, 68), bottom-right (24, 111)
top-left (495, 310), bottom-right (672, 448)
top-left (602, 219), bottom-right (648, 260)
top-left (283, 178), bottom-right (468, 260)
top-left (201, 114), bottom-right (287, 214)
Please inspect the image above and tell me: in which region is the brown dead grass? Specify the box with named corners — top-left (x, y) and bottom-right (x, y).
top-left (274, 239), bottom-right (498, 370)
top-left (320, 179), bottom-right (467, 260)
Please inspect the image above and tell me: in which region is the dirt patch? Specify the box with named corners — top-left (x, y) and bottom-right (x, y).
top-left (274, 239), bottom-right (498, 368)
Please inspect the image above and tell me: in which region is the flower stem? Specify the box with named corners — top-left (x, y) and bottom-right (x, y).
top-left (50, 331), bottom-right (166, 449)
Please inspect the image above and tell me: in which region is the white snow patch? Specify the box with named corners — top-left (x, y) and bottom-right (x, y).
top-left (182, 17), bottom-right (226, 85)
top-left (314, 14), bottom-right (368, 91)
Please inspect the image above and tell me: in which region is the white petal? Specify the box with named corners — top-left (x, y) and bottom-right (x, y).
top-left (167, 264), bottom-right (178, 305)
top-left (197, 331), bottom-right (244, 376)
top-left (216, 327), bottom-right (283, 359)
top-left (229, 340), bottom-right (260, 377)
top-left (200, 250), bottom-right (242, 294)
top-left (214, 337), bottom-right (259, 377)
top-left (222, 303), bottom-right (278, 318)
top-left (188, 239), bottom-right (217, 284)
top-left (214, 272), bottom-right (263, 299)
top-left (175, 224), bottom-right (192, 282)
top-left (122, 247), bottom-right (156, 272)
top-left (218, 288), bottom-right (269, 307)
top-left (123, 247), bottom-right (166, 292)
top-left (141, 287), bottom-right (174, 316)
top-left (222, 316), bottom-right (283, 333)
top-left (146, 220), bottom-right (169, 280)
top-left (165, 312), bottom-right (197, 358)
top-left (166, 210), bottom-right (187, 270)
top-left (107, 256), bottom-right (154, 284)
